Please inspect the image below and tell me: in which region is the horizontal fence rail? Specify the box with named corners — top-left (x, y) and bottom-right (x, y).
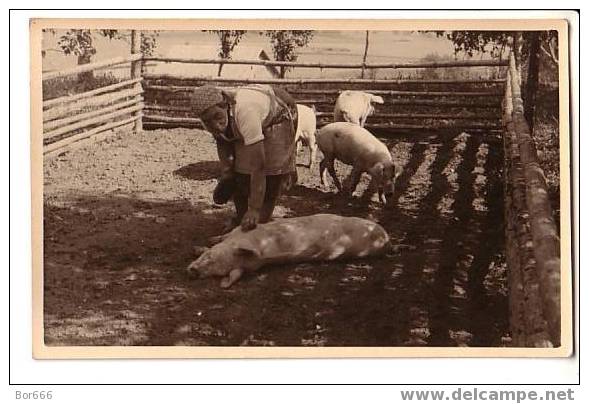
top-left (145, 84), bottom-right (504, 98)
top-left (42, 54), bottom-right (142, 81)
top-left (144, 73), bottom-right (506, 86)
top-left (145, 56), bottom-right (509, 69)
top-left (43, 77), bottom-right (143, 108)
top-left (43, 32), bottom-right (144, 158)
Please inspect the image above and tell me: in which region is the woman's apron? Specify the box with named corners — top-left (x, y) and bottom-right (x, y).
top-left (230, 85), bottom-right (298, 176)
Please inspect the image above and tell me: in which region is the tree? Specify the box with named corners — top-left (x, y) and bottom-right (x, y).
top-left (49, 29), bottom-right (158, 81)
top-left (206, 30), bottom-right (247, 76)
top-left (432, 30), bottom-right (558, 131)
top-left (263, 30), bottom-right (314, 78)
top-left (361, 31), bottom-right (370, 79)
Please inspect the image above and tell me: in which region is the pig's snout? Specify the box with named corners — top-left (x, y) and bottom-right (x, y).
top-left (186, 260), bottom-right (208, 279)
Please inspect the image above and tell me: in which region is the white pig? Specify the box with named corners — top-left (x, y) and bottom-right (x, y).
top-left (295, 104), bottom-right (318, 169)
top-left (316, 122), bottom-right (397, 205)
top-left (186, 214), bottom-right (390, 288)
top-left (333, 90), bottom-right (385, 127)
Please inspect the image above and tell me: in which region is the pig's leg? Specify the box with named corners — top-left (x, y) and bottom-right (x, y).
top-left (220, 268), bottom-right (244, 288)
top-left (326, 160), bottom-right (342, 191)
top-left (362, 176), bottom-right (380, 203)
top-left (259, 174), bottom-right (284, 223)
top-left (308, 136), bottom-right (317, 169)
top-left (343, 166), bottom-right (363, 197)
top-left (319, 157), bottom-right (329, 186)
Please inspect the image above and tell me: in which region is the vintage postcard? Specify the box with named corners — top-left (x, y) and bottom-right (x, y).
top-left (30, 18), bottom-right (572, 358)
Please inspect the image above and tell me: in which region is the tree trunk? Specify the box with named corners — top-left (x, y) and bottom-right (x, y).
top-left (218, 63), bottom-right (224, 77)
top-left (77, 53), bottom-right (94, 84)
top-left (524, 31), bottom-right (541, 132)
top-left (361, 31), bottom-right (370, 79)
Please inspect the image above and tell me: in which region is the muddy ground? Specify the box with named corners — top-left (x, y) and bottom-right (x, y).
top-left (43, 128), bottom-right (508, 347)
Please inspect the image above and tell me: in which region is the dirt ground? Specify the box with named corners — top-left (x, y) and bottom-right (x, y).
top-left (43, 128), bottom-right (508, 347)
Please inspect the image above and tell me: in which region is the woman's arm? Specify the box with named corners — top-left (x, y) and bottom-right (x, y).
top-left (240, 140), bottom-right (266, 231)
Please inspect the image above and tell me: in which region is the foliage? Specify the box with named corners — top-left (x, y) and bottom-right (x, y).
top-left (206, 30), bottom-right (247, 59)
top-left (205, 30), bottom-right (247, 76)
top-left (140, 31), bottom-right (159, 57)
top-left (431, 30), bottom-right (558, 64)
top-left (48, 29), bottom-right (159, 61)
top-left (262, 30), bottom-right (314, 78)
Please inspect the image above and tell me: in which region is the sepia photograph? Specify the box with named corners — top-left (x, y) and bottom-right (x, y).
top-left (30, 18), bottom-right (572, 358)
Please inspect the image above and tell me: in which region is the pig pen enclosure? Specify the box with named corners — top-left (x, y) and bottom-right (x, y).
top-left (41, 33), bottom-right (561, 348)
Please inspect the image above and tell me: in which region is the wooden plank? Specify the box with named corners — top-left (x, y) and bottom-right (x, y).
top-left (315, 112), bottom-right (500, 120)
top-left (130, 30), bottom-right (143, 132)
top-left (287, 88), bottom-right (504, 96)
top-left (508, 52), bottom-right (561, 346)
top-left (144, 114), bottom-right (201, 124)
top-left (43, 78), bottom-right (143, 108)
top-left (145, 56), bottom-right (509, 69)
top-left (144, 84), bottom-right (503, 97)
top-left (44, 87), bottom-right (143, 122)
top-left (44, 103), bottom-right (144, 141)
top-left (44, 96), bottom-right (143, 132)
top-left (44, 122), bottom-right (135, 160)
top-left (44, 114), bottom-right (140, 154)
top-left (43, 54), bottom-right (142, 81)
top-left (143, 73), bottom-right (507, 86)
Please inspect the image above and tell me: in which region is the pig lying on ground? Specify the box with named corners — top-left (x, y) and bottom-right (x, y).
top-left (316, 122), bottom-right (398, 205)
top-left (186, 214), bottom-right (390, 288)
top-left (295, 104), bottom-right (318, 169)
top-left (333, 90), bottom-right (385, 127)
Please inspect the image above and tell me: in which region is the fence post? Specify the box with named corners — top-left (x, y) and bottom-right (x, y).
top-left (131, 30), bottom-right (143, 133)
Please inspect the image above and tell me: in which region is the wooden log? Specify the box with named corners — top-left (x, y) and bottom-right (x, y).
top-left (44, 114), bottom-right (140, 154)
top-left (44, 96), bottom-right (143, 132)
top-left (44, 103), bottom-right (144, 141)
top-left (130, 30), bottom-right (143, 133)
top-left (509, 52), bottom-right (561, 346)
top-left (44, 122), bottom-right (135, 160)
top-left (144, 56), bottom-right (509, 69)
top-left (316, 99), bottom-right (501, 107)
top-left (144, 95), bottom-right (501, 109)
top-left (43, 77), bottom-right (143, 108)
top-left (286, 88), bottom-right (504, 96)
top-left (348, 123), bottom-right (502, 130)
top-left (143, 73), bottom-right (506, 86)
top-left (43, 54), bottom-right (142, 81)
top-left (143, 121), bottom-right (201, 129)
top-left (505, 121), bottom-right (553, 347)
top-left (144, 85), bottom-right (503, 98)
top-left (143, 105), bottom-right (499, 121)
top-left (144, 104), bottom-right (192, 113)
top-left (44, 87), bottom-right (143, 122)
top-left (143, 114), bottom-right (201, 124)
top-left (315, 112), bottom-right (500, 120)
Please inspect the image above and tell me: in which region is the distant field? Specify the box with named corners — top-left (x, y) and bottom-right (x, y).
top-left (42, 30), bottom-right (476, 79)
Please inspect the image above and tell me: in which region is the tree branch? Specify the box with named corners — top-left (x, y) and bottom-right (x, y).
top-left (540, 44), bottom-right (559, 65)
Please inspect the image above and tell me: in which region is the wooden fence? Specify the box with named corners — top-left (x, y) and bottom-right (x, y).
top-left (503, 52), bottom-right (561, 347)
top-left (41, 39), bottom-right (562, 347)
top-left (42, 31), bottom-right (144, 159)
top-left (141, 57), bottom-right (507, 134)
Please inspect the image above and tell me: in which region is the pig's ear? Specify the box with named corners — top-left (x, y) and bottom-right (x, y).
top-left (371, 95), bottom-right (385, 104)
top-left (234, 242), bottom-right (261, 260)
top-left (220, 89), bottom-right (237, 105)
top-left (193, 246), bottom-right (209, 257)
